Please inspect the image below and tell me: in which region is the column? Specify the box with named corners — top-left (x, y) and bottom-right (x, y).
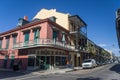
top-left (34, 56), bottom-right (36, 68)
top-left (71, 53), bottom-right (74, 67)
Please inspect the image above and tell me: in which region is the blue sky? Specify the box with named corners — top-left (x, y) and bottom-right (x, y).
top-left (0, 0), bottom-right (120, 56)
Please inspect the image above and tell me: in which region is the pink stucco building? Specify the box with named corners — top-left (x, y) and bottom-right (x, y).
top-left (0, 16), bottom-right (75, 70)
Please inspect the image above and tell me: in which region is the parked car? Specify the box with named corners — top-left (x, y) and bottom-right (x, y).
top-left (96, 61), bottom-right (102, 66)
top-left (82, 59), bottom-right (97, 69)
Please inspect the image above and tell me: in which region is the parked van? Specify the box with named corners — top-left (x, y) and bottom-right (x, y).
top-left (82, 59), bottom-right (97, 69)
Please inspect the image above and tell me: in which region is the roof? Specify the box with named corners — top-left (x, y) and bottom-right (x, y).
top-left (0, 18), bottom-right (69, 36)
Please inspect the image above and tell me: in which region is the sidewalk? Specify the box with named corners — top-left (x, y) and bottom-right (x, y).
top-left (32, 67), bottom-right (82, 75)
top-left (32, 68), bottom-right (73, 75)
top-left (0, 68), bottom-right (13, 71)
top-left (0, 67), bottom-right (83, 75)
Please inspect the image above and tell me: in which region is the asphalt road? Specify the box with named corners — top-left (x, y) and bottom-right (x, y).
top-left (0, 63), bottom-right (120, 80)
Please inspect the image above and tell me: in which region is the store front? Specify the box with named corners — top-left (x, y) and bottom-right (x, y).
top-left (27, 48), bottom-right (68, 70)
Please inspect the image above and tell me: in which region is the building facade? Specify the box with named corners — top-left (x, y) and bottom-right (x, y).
top-left (0, 16), bottom-right (76, 70)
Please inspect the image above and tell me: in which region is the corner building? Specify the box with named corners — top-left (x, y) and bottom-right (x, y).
top-left (0, 9), bottom-right (87, 70)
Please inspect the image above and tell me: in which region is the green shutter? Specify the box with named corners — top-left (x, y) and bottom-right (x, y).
top-left (34, 29), bottom-right (39, 39)
top-left (53, 31), bottom-right (57, 39)
top-left (53, 31), bottom-right (57, 44)
top-left (6, 38), bottom-right (9, 49)
top-left (34, 29), bottom-right (39, 44)
top-left (25, 33), bottom-right (29, 41)
top-left (13, 37), bottom-right (16, 45)
top-left (24, 32), bottom-right (29, 46)
top-left (34, 30), bottom-right (37, 39)
top-left (0, 40), bottom-right (2, 49)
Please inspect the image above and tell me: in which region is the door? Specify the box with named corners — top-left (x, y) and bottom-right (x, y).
top-left (10, 56), bottom-right (15, 68)
top-left (28, 56), bottom-right (35, 67)
top-left (3, 55), bottom-right (8, 68)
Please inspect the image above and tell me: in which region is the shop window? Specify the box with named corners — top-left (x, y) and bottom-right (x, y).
top-left (3, 55), bottom-right (8, 68)
top-left (61, 57), bottom-right (66, 65)
top-left (28, 56), bottom-right (35, 67)
top-left (55, 56), bottom-right (61, 66)
top-left (10, 56), bottom-right (15, 68)
top-left (36, 56), bottom-right (40, 66)
top-left (46, 56), bottom-right (50, 64)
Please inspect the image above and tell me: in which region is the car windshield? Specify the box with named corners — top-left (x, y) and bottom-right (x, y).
top-left (83, 59), bottom-right (92, 63)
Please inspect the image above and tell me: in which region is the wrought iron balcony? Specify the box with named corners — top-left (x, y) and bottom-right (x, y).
top-left (70, 30), bottom-right (87, 37)
top-left (13, 38), bottom-right (75, 50)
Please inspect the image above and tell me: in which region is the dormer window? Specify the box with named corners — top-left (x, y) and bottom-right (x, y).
top-left (49, 16), bottom-right (57, 22)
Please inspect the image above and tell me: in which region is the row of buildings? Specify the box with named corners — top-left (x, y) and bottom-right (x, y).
top-left (0, 9), bottom-right (112, 70)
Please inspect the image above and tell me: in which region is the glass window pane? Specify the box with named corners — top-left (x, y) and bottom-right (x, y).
top-left (28, 56), bottom-right (35, 67)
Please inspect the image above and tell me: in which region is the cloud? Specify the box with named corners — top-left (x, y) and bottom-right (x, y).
top-left (111, 48), bottom-right (120, 52)
top-left (98, 44), bottom-right (107, 47)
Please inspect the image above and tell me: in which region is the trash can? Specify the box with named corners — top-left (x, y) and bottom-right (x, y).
top-left (13, 64), bottom-right (19, 71)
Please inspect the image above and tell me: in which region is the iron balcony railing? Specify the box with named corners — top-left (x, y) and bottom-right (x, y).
top-left (13, 38), bottom-right (75, 50)
top-left (70, 30), bottom-right (87, 37)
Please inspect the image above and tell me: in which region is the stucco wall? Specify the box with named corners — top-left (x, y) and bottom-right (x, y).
top-left (33, 9), bottom-right (70, 30)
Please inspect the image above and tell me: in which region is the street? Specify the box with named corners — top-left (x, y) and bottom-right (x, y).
top-left (0, 63), bottom-right (120, 80)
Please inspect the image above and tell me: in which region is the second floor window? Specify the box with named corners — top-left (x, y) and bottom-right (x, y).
top-left (0, 39), bottom-right (2, 49)
top-left (24, 32), bottom-right (29, 42)
top-left (13, 36), bottom-right (16, 45)
top-left (6, 38), bottom-right (10, 49)
top-left (34, 29), bottom-right (39, 40)
top-left (34, 29), bottom-right (39, 43)
top-left (53, 31), bottom-right (58, 40)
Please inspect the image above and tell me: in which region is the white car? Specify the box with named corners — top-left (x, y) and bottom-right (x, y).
top-left (82, 59), bottom-right (97, 69)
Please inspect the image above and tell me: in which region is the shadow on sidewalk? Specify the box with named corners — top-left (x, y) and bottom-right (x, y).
top-left (0, 69), bottom-right (46, 79)
top-left (76, 77), bottom-right (101, 80)
top-left (109, 63), bottom-right (120, 74)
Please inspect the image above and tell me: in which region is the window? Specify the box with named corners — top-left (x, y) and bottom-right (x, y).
top-left (6, 38), bottom-right (10, 49)
top-left (0, 39), bottom-right (2, 49)
top-left (10, 56), bottom-right (15, 68)
top-left (13, 36), bottom-right (16, 46)
top-left (3, 55), bottom-right (8, 68)
top-left (24, 32), bottom-right (29, 46)
top-left (24, 32), bottom-right (29, 41)
top-left (34, 29), bottom-right (39, 43)
top-left (28, 56), bottom-right (35, 67)
top-left (53, 31), bottom-right (58, 44)
top-left (62, 33), bottom-right (66, 44)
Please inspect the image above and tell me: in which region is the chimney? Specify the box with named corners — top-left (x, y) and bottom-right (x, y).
top-left (24, 16), bottom-right (28, 20)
